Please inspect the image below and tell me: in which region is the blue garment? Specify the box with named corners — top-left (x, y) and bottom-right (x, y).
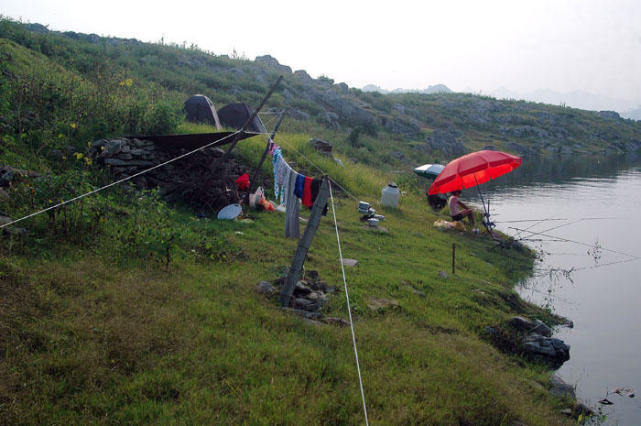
top-left (294, 173), bottom-right (305, 198)
top-left (272, 148), bottom-right (283, 198)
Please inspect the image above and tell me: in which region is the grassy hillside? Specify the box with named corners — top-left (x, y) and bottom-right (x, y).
top-left (0, 18), bottom-right (588, 424)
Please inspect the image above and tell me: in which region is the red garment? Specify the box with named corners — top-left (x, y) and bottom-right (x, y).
top-left (302, 176), bottom-right (313, 208)
top-left (235, 173), bottom-right (250, 190)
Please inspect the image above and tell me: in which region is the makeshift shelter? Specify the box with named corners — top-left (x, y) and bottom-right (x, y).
top-left (218, 103), bottom-right (267, 134)
top-left (184, 95), bottom-right (222, 129)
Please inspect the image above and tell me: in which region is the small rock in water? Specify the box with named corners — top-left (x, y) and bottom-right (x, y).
top-left (549, 374), bottom-right (576, 398)
top-left (598, 398), bottom-right (614, 405)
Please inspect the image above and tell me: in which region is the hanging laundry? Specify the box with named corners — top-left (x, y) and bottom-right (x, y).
top-left (302, 176), bottom-right (313, 208)
top-left (284, 169), bottom-right (300, 239)
top-left (276, 157), bottom-right (289, 203)
top-left (310, 178), bottom-right (328, 215)
top-left (272, 147), bottom-right (283, 198)
top-left (294, 173), bottom-right (305, 199)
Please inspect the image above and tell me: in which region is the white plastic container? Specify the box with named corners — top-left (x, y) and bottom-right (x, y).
top-left (381, 183), bottom-right (400, 208)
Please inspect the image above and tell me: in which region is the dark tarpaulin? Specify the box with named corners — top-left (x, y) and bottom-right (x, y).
top-left (133, 131), bottom-right (254, 151)
top-left (218, 103), bottom-right (267, 134)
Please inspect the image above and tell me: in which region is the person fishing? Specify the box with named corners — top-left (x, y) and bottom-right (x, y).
top-left (448, 190), bottom-right (478, 232)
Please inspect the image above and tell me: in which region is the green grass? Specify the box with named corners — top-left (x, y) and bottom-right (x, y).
top-left (0, 17), bottom-right (579, 424)
top-left (1, 139), bottom-right (571, 423)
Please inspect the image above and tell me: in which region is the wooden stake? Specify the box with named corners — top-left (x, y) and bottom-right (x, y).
top-left (280, 177), bottom-right (330, 306)
top-left (452, 243), bottom-right (456, 274)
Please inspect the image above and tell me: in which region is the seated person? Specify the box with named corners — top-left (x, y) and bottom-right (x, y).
top-left (448, 190), bottom-right (478, 232)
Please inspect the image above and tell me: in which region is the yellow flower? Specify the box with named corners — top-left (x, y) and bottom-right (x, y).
top-left (70, 122), bottom-right (77, 129)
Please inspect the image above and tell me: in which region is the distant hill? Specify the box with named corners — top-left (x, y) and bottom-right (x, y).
top-left (622, 106), bottom-right (641, 121)
top-left (1, 17), bottom-right (640, 164)
top-left (362, 84), bottom-right (452, 95)
top-left (491, 87), bottom-right (637, 114)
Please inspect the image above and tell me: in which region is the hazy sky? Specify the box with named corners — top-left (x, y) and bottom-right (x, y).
top-left (2, 0), bottom-right (641, 107)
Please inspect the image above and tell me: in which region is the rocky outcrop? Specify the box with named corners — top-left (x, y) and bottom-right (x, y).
top-left (255, 55), bottom-right (292, 74)
top-left (486, 315), bottom-right (570, 368)
top-left (425, 127), bottom-right (467, 157)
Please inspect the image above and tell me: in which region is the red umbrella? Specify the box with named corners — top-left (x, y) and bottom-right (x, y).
top-left (428, 150), bottom-right (521, 195)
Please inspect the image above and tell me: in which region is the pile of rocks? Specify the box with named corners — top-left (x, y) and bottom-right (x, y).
top-left (90, 138), bottom-right (246, 212)
top-left (509, 315), bottom-right (570, 366)
top-left (257, 270), bottom-right (348, 326)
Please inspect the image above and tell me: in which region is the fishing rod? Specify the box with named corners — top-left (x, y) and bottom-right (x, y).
top-left (507, 226), bottom-right (639, 259)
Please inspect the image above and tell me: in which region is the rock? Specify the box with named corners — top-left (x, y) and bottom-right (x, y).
top-left (0, 168), bottom-right (14, 187)
top-left (294, 297), bottom-right (317, 311)
top-left (382, 117), bottom-right (422, 138)
top-left (294, 280), bottom-right (312, 296)
top-left (523, 334), bottom-right (570, 365)
top-left (293, 69), bottom-right (313, 83)
top-left (366, 297), bottom-right (400, 312)
top-left (255, 54), bottom-right (292, 74)
top-left (573, 402), bottom-right (594, 416)
top-left (303, 318), bottom-right (325, 327)
top-left (405, 285), bottom-right (426, 297)
top-left (509, 316), bottom-right (552, 337)
top-left (288, 109), bottom-right (310, 121)
top-left (104, 158), bottom-right (155, 167)
top-left (281, 307), bottom-right (321, 320)
top-left (310, 280), bottom-right (327, 292)
top-left (256, 281), bottom-right (276, 296)
top-left (559, 408), bottom-right (573, 416)
top-left (305, 270), bottom-right (320, 283)
top-left (425, 127), bottom-right (467, 157)
top-left (598, 110), bottom-right (620, 120)
top-left (306, 292), bottom-right (319, 301)
top-left (101, 139), bottom-right (124, 156)
top-left (438, 270), bottom-right (449, 279)
top-left (309, 138), bottom-right (333, 156)
top-left (322, 317), bottom-right (349, 327)
top-left (341, 258), bottom-right (358, 267)
top-left (390, 151), bottom-right (405, 160)
top-left (549, 374), bottom-right (575, 398)
top-left (321, 111), bottom-right (340, 130)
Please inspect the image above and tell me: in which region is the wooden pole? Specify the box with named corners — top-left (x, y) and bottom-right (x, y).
top-left (280, 177), bottom-right (330, 306)
top-left (248, 110), bottom-right (285, 193)
top-left (452, 243), bottom-right (456, 274)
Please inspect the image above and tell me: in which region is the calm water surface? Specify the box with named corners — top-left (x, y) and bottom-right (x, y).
top-left (467, 155), bottom-right (641, 425)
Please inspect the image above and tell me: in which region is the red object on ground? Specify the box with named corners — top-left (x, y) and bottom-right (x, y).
top-left (235, 173), bottom-right (250, 190)
top-left (428, 150), bottom-right (521, 195)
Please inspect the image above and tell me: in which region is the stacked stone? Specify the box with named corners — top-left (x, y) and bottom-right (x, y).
top-left (257, 270), bottom-right (348, 326)
top-left (90, 138), bottom-right (245, 212)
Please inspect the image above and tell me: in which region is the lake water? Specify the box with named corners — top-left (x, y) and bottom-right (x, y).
top-left (466, 154), bottom-right (641, 425)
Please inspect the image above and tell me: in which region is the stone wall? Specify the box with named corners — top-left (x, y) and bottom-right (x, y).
top-left (90, 138), bottom-right (246, 212)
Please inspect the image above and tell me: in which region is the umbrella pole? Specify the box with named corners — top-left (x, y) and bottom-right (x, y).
top-left (474, 177), bottom-right (498, 240)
